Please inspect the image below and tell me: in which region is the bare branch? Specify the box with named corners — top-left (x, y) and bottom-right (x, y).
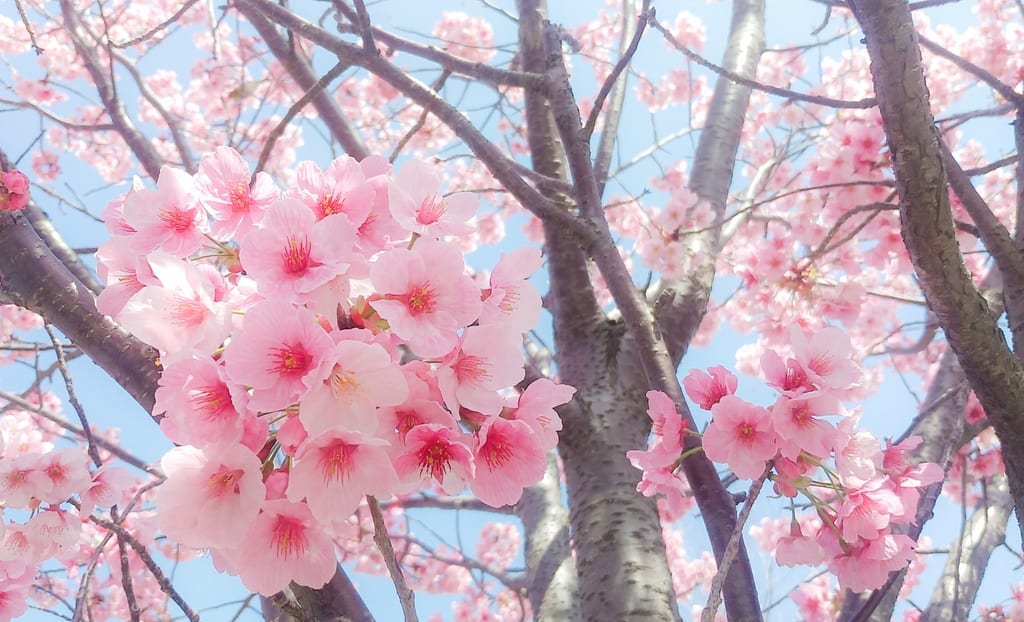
top-left (367, 496), bottom-right (418, 622)
top-left (918, 33), bottom-right (1024, 107)
top-left (650, 15), bottom-right (877, 110)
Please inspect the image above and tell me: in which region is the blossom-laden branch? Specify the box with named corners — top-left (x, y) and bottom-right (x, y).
top-left (58, 0), bottom-right (164, 181)
top-left (851, 0), bottom-right (1024, 546)
top-left (240, 6), bottom-right (371, 161)
top-left (649, 14), bottom-right (877, 110)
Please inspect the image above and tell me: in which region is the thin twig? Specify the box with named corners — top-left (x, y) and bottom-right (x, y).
top-left (367, 496), bottom-right (418, 622)
top-left (44, 323), bottom-right (102, 467)
top-left (88, 513), bottom-right (200, 622)
top-left (13, 0), bottom-right (44, 54)
top-left (701, 466), bottom-right (771, 622)
top-left (650, 15), bottom-right (877, 110)
top-left (108, 0), bottom-right (202, 48)
top-left (111, 507), bottom-right (142, 622)
top-left (582, 3), bottom-right (650, 141)
top-left (253, 61), bottom-right (349, 177)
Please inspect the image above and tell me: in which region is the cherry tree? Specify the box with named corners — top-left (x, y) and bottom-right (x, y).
top-left (0, 0), bottom-right (1022, 621)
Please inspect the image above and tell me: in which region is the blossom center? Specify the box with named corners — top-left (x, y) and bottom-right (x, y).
top-left (281, 236), bottom-right (315, 275)
top-left (207, 467), bottom-right (244, 497)
top-left (405, 284), bottom-right (436, 314)
top-left (418, 441), bottom-right (452, 481)
top-left (416, 195), bottom-right (446, 225)
top-left (318, 193), bottom-right (344, 217)
top-left (159, 206), bottom-right (195, 232)
top-left (229, 182), bottom-right (253, 213)
top-left (269, 344), bottom-right (311, 375)
top-left (271, 515), bottom-right (308, 560)
top-left (318, 441), bottom-right (355, 484)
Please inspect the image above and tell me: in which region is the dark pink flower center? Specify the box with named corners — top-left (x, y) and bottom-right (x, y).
top-left (318, 441), bottom-right (355, 483)
top-left (418, 441), bottom-right (453, 481)
top-left (416, 195), bottom-right (446, 225)
top-left (317, 193), bottom-right (344, 218)
top-left (159, 206), bottom-right (196, 232)
top-left (269, 344), bottom-right (311, 375)
top-left (271, 515), bottom-right (309, 560)
top-left (281, 236), bottom-right (316, 275)
top-left (229, 182), bottom-right (254, 213)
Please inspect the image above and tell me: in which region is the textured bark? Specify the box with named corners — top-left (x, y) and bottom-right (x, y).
top-left (852, 0), bottom-right (1024, 545)
top-left (921, 474), bottom-right (1013, 622)
top-left (0, 210), bottom-right (161, 412)
top-left (515, 1), bottom-right (683, 620)
top-left (261, 569), bottom-right (375, 622)
top-left (515, 454), bottom-right (581, 621)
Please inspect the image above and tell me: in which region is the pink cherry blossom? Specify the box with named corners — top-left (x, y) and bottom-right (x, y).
top-left (239, 198), bottom-right (355, 300)
top-left (683, 366), bottom-right (738, 410)
top-left (286, 426), bottom-right (397, 522)
top-left (702, 395), bottom-right (775, 479)
top-left (369, 239), bottom-right (481, 358)
top-left (470, 416), bottom-right (545, 507)
top-left (0, 573), bottom-right (31, 621)
top-left (37, 448), bottom-right (90, 504)
top-left (760, 348), bottom-right (814, 395)
top-left (437, 325), bottom-right (525, 416)
top-left (790, 325), bottom-right (861, 391)
top-left (771, 392), bottom-right (841, 461)
top-left (507, 378), bottom-right (573, 450)
top-left (123, 165), bottom-right (207, 256)
top-left (223, 300), bottom-right (334, 412)
top-left (116, 252), bottom-right (231, 360)
top-left (389, 159), bottom-right (476, 238)
top-left (24, 507), bottom-right (80, 558)
top-left (299, 338), bottom-right (409, 436)
top-left (0, 454), bottom-right (50, 509)
top-left (836, 476), bottom-right (904, 542)
top-left (155, 444), bottom-right (266, 550)
top-left (94, 237), bottom-right (158, 317)
top-left (826, 532), bottom-right (916, 592)
top-left (292, 156), bottom-right (375, 227)
top-left (219, 498), bottom-right (336, 595)
top-left (78, 465), bottom-right (134, 516)
top-left (774, 518), bottom-right (826, 566)
top-left (394, 424), bottom-right (475, 494)
top-left (478, 247), bottom-right (543, 332)
top-left (0, 170), bottom-right (29, 212)
top-left (154, 356), bottom-right (248, 447)
top-left (196, 145), bottom-right (278, 239)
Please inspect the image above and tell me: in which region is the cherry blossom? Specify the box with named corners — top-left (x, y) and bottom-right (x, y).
top-left (0, 170), bottom-right (28, 212)
top-left (702, 395), bottom-right (775, 479)
top-left (155, 444), bottom-right (265, 550)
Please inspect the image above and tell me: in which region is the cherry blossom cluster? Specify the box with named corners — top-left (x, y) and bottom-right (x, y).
top-left (0, 170), bottom-right (28, 212)
top-left (628, 325), bottom-right (943, 592)
top-left (0, 387), bottom-right (139, 622)
top-left (91, 146), bottom-right (574, 596)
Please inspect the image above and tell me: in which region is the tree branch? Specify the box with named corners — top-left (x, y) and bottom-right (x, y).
top-left (852, 0), bottom-right (1024, 550)
top-left (238, 5), bottom-right (370, 161)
